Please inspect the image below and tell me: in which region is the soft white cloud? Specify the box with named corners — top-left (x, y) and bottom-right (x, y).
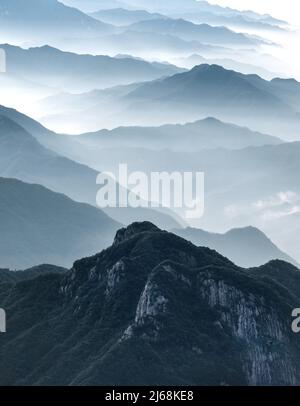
top-left (224, 191), bottom-right (300, 221)
top-left (254, 191), bottom-right (298, 210)
top-left (261, 206), bottom-right (300, 221)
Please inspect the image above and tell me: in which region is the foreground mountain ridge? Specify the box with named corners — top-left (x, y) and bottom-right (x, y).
top-left (0, 222), bottom-right (300, 385)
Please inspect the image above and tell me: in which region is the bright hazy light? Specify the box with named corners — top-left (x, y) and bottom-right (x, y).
top-left (208, 0), bottom-right (300, 25)
top-left (208, 0), bottom-right (300, 80)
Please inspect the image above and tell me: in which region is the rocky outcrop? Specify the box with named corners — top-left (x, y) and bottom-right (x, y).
top-left (113, 221), bottom-right (160, 246)
top-left (0, 223), bottom-right (300, 386)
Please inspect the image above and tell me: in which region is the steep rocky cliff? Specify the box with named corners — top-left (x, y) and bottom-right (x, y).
top-left (0, 222), bottom-right (299, 385)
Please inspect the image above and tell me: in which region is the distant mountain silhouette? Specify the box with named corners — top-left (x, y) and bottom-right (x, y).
top-left (177, 54), bottom-right (277, 80)
top-left (0, 113), bottom-right (100, 205)
top-left (124, 64), bottom-right (300, 139)
top-left (1, 44), bottom-right (183, 93)
top-left (41, 64), bottom-right (300, 135)
top-left (0, 109), bottom-right (182, 230)
top-left (78, 117), bottom-right (281, 152)
top-left (61, 0), bottom-right (129, 13)
top-left (72, 29), bottom-right (225, 58)
top-left (0, 0), bottom-right (115, 41)
top-left (91, 8), bottom-right (165, 25)
top-left (0, 222), bottom-right (299, 385)
top-left (88, 3), bottom-right (283, 31)
top-left (129, 64), bottom-right (287, 108)
top-left (61, 0), bottom-right (286, 29)
top-left (178, 11), bottom-right (284, 31)
top-left (172, 226), bottom-right (297, 268)
top-left (165, 0), bottom-right (285, 30)
top-left (76, 140), bottom-right (300, 263)
top-left (127, 18), bottom-right (262, 46)
top-left (0, 177), bottom-right (121, 269)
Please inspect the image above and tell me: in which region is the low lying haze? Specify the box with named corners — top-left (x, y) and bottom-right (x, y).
top-left (210, 0), bottom-right (300, 80)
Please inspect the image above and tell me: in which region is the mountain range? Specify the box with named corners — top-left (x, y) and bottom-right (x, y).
top-left (0, 222), bottom-right (299, 385)
top-left (77, 117), bottom-right (281, 153)
top-left (4, 96), bottom-right (297, 260)
top-left (172, 226), bottom-right (297, 268)
top-left (62, 0), bottom-right (286, 28)
top-left (0, 0), bottom-right (265, 60)
top-left (61, 27), bottom-right (232, 59)
top-left (123, 64), bottom-right (300, 139)
top-left (41, 64), bottom-right (300, 138)
top-left (0, 0), bottom-right (299, 389)
top-left (0, 177), bottom-right (121, 269)
top-left (0, 0), bottom-right (115, 42)
top-left (167, 1), bottom-right (286, 29)
top-left (126, 18), bottom-right (263, 46)
top-left (1, 44), bottom-right (183, 93)
top-left (90, 7), bottom-right (284, 32)
top-left (175, 54), bottom-right (278, 80)
top-left (5, 98), bottom-right (297, 264)
top-left (0, 108), bottom-right (182, 230)
top-left (61, 0), bottom-right (130, 12)
top-left (90, 8), bottom-right (165, 25)
top-left (79, 140), bottom-right (300, 262)
top-left (0, 113), bottom-right (99, 205)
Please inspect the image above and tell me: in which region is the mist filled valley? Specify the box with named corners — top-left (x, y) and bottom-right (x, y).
top-left (1, 0), bottom-right (300, 387)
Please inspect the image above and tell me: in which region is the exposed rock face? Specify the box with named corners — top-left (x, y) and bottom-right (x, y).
top-left (0, 223), bottom-right (300, 386)
top-left (199, 276), bottom-right (296, 385)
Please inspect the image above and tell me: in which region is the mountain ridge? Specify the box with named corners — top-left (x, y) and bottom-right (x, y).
top-left (172, 225), bottom-right (298, 268)
top-left (77, 116), bottom-right (282, 151)
top-left (0, 108), bottom-right (183, 230)
top-left (0, 0), bottom-right (115, 40)
top-left (127, 18), bottom-right (262, 46)
top-left (1, 43), bottom-right (183, 93)
top-left (0, 177), bottom-right (121, 269)
top-left (0, 222), bottom-right (299, 385)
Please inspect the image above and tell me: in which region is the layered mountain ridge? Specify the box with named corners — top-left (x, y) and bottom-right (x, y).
top-left (173, 226), bottom-right (297, 268)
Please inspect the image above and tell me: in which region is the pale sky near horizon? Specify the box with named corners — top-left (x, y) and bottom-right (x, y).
top-left (208, 0), bottom-right (300, 25)
top-left (207, 0), bottom-right (300, 79)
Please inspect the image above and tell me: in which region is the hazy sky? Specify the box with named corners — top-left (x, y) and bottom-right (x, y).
top-left (208, 0), bottom-right (299, 25)
top-left (208, 1), bottom-right (300, 80)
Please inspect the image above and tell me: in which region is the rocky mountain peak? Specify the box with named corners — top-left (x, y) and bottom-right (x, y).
top-left (113, 221), bottom-right (161, 246)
